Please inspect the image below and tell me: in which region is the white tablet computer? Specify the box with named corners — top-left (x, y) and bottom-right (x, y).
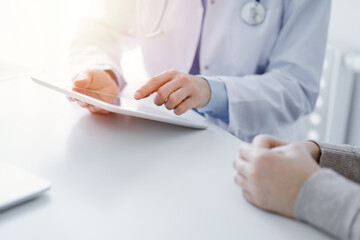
top-left (0, 161), bottom-right (50, 211)
top-left (31, 77), bottom-right (208, 129)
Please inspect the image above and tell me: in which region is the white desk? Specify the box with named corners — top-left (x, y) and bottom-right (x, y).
top-left (0, 77), bottom-right (331, 240)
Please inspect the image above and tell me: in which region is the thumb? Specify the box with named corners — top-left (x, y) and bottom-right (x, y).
top-left (73, 73), bottom-right (91, 89)
top-left (252, 134), bottom-right (288, 149)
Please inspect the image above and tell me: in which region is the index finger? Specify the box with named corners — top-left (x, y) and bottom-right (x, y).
top-left (134, 70), bottom-right (177, 100)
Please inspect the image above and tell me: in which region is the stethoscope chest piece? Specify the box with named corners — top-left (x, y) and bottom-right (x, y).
top-left (241, 1), bottom-right (266, 26)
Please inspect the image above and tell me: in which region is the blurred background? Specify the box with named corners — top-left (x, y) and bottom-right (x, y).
top-left (0, 0), bottom-right (359, 145)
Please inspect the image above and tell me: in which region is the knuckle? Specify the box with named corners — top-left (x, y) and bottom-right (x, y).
top-left (253, 134), bottom-right (271, 144)
top-left (167, 69), bottom-right (179, 75)
top-left (185, 77), bottom-right (193, 85)
top-left (179, 75), bottom-right (188, 81)
top-left (176, 74), bottom-right (189, 84)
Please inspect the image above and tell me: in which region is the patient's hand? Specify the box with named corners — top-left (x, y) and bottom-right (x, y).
top-left (68, 69), bottom-right (119, 114)
top-left (233, 136), bottom-right (320, 218)
top-left (251, 134), bottom-right (322, 163)
top-left (251, 134), bottom-right (288, 148)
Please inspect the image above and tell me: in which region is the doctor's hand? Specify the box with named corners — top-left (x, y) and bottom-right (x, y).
top-left (233, 138), bottom-right (321, 218)
top-left (133, 70), bottom-right (211, 115)
top-left (68, 69), bottom-right (119, 114)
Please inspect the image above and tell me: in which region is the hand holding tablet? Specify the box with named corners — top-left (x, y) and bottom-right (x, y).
top-left (31, 72), bottom-right (208, 129)
top-left (69, 69), bottom-right (119, 114)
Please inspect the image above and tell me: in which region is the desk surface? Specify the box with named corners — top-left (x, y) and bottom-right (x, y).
top-left (0, 78), bottom-right (331, 240)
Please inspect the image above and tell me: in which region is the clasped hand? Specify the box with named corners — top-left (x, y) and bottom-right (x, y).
top-left (233, 135), bottom-right (321, 218)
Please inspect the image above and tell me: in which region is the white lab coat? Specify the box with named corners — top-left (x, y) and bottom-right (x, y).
top-left (69, 0), bottom-right (331, 142)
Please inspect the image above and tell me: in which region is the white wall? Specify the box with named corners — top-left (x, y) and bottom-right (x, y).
top-left (347, 78), bottom-right (360, 145)
top-left (329, 0), bottom-right (360, 50)
top-left (0, 0), bottom-right (100, 68)
top-left (328, 0), bottom-right (360, 145)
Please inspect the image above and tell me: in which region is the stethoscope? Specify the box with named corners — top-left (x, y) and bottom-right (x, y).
top-left (134, 0), bottom-right (266, 38)
top-left (241, 0), bottom-right (266, 26)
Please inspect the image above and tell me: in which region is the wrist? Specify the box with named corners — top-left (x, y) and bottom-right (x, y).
top-left (196, 76), bottom-right (228, 120)
top-left (201, 77), bottom-right (211, 107)
top-left (303, 141), bottom-right (322, 164)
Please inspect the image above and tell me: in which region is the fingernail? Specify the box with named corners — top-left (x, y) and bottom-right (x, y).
top-left (134, 91), bottom-right (141, 99)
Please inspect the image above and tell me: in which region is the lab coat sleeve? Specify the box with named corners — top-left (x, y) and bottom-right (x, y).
top-left (68, 0), bottom-right (137, 89)
top-left (203, 1), bottom-right (330, 141)
top-left (197, 76), bottom-right (229, 122)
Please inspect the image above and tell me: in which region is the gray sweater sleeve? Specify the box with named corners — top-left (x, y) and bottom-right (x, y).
top-left (317, 142), bottom-right (360, 183)
top-left (295, 169), bottom-right (360, 240)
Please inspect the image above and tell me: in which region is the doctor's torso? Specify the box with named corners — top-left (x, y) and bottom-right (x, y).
top-left (137, 0), bottom-right (284, 78)
top-left (69, 0), bottom-right (329, 141)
